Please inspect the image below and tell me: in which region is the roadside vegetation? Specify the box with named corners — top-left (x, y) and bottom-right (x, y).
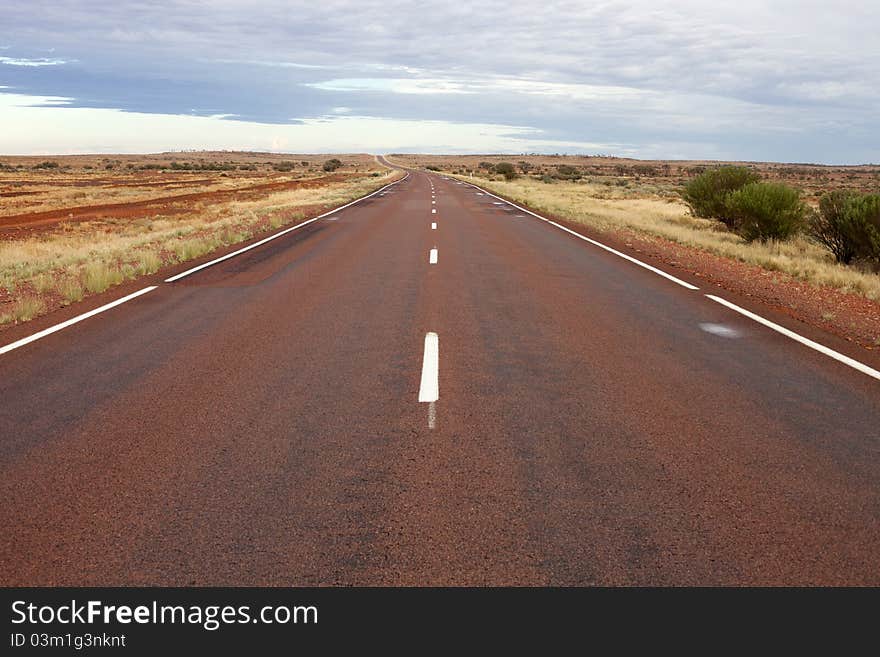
top-left (436, 164), bottom-right (880, 303)
top-left (0, 162), bottom-right (398, 327)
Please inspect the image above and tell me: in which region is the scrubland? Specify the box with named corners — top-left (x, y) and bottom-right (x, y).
top-left (0, 153), bottom-right (395, 326)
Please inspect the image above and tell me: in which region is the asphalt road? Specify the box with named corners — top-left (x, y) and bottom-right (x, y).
top-left (2, 160), bottom-right (878, 585)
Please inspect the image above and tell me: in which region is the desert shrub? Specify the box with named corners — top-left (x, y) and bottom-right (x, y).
top-left (518, 161), bottom-right (534, 174)
top-left (273, 161), bottom-right (296, 172)
top-left (548, 164), bottom-right (583, 181)
top-left (170, 161), bottom-right (236, 172)
top-left (494, 162), bottom-right (517, 180)
top-left (809, 192), bottom-right (880, 264)
top-left (682, 166), bottom-right (761, 226)
top-left (809, 191), bottom-right (859, 263)
top-left (322, 158), bottom-right (343, 172)
top-left (726, 182), bottom-right (806, 242)
top-left (33, 160), bottom-right (60, 170)
top-left (426, 165), bottom-right (441, 171)
top-left (847, 194), bottom-right (880, 261)
top-left (540, 174), bottom-right (555, 184)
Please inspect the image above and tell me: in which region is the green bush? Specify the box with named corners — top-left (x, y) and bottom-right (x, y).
top-left (554, 164), bottom-right (581, 180)
top-left (845, 194), bottom-right (880, 263)
top-left (494, 162), bottom-right (517, 180)
top-left (322, 158), bottom-right (342, 172)
top-left (682, 166), bottom-right (761, 226)
top-left (810, 191), bottom-right (859, 263)
top-left (809, 192), bottom-right (880, 264)
top-left (726, 182), bottom-right (806, 242)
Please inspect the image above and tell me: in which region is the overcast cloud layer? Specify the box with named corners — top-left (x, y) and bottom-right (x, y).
top-left (1, 1), bottom-right (877, 162)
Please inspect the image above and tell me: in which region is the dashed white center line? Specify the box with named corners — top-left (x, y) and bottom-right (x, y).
top-left (418, 332), bottom-right (440, 428)
top-left (429, 248), bottom-right (438, 264)
top-left (431, 208), bottom-right (437, 214)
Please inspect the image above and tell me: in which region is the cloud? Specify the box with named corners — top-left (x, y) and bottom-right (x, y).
top-left (212, 58), bottom-right (330, 70)
top-left (306, 78), bottom-right (476, 95)
top-left (0, 90), bottom-right (625, 155)
top-left (0, 1), bottom-right (876, 161)
top-left (0, 56), bottom-right (69, 67)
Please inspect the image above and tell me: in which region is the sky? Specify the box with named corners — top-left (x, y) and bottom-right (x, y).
top-left (0, 1), bottom-right (877, 162)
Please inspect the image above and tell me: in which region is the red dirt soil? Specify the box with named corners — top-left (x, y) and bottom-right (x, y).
top-left (0, 173), bottom-right (351, 236)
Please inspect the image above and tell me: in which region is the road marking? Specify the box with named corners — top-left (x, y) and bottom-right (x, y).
top-left (493, 201), bottom-right (504, 205)
top-left (431, 208), bottom-right (437, 214)
top-left (165, 173), bottom-right (408, 282)
top-left (461, 181), bottom-right (698, 291)
top-left (706, 294), bottom-right (880, 382)
top-left (432, 200), bottom-right (436, 204)
top-left (431, 222), bottom-right (437, 230)
top-left (419, 332), bottom-right (439, 403)
top-left (427, 401), bottom-right (436, 430)
top-left (699, 323), bottom-right (742, 339)
top-left (429, 248), bottom-right (438, 264)
top-left (0, 286), bottom-right (158, 356)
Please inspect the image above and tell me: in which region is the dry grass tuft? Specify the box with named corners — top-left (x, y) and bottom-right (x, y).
top-left (0, 296), bottom-right (47, 324)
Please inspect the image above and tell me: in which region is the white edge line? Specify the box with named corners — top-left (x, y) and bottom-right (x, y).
top-left (706, 294), bottom-right (880, 382)
top-left (0, 286), bottom-right (158, 356)
top-left (165, 173), bottom-right (409, 283)
top-left (418, 332), bottom-right (439, 402)
top-left (461, 180), bottom-right (699, 291)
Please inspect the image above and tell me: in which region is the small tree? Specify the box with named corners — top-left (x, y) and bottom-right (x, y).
top-left (682, 166), bottom-right (761, 227)
top-left (726, 182), bottom-right (806, 242)
top-left (843, 194), bottom-right (880, 263)
top-left (494, 162), bottom-right (517, 180)
top-left (809, 191), bottom-right (859, 264)
top-left (322, 158), bottom-right (343, 172)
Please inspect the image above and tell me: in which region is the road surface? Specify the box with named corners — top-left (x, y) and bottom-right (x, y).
top-left (1, 159), bottom-right (878, 585)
